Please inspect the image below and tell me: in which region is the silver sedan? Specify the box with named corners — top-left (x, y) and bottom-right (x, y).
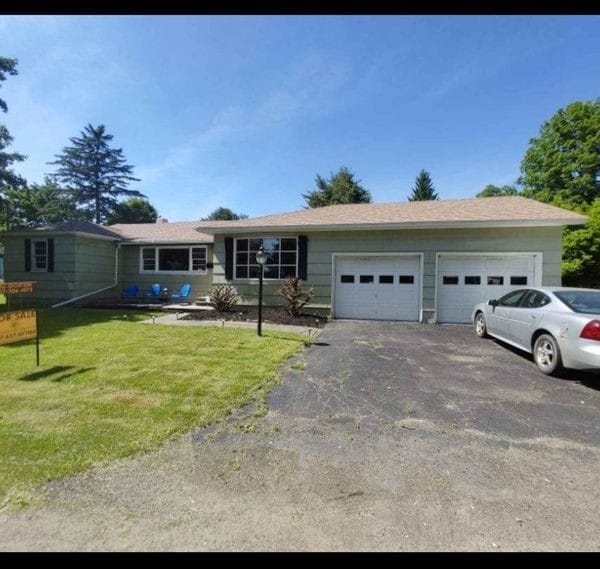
top-left (471, 287), bottom-right (600, 375)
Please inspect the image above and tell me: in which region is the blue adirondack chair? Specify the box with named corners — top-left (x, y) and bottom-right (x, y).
top-left (121, 283), bottom-right (139, 299)
top-left (170, 283), bottom-right (191, 303)
top-left (143, 283), bottom-right (161, 300)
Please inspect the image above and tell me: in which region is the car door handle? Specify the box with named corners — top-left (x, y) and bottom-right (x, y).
top-left (529, 315), bottom-right (537, 319)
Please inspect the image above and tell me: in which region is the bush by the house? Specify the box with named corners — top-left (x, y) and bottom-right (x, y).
top-left (277, 276), bottom-right (315, 317)
top-left (209, 284), bottom-right (239, 312)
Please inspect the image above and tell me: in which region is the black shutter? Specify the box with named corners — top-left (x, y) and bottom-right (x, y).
top-left (47, 239), bottom-right (54, 272)
top-left (298, 235), bottom-right (308, 280)
top-left (224, 237), bottom-right (234, 280)
top-left (24, 239), bottom-right (31, 272)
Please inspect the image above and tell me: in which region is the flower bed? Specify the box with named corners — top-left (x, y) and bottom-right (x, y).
top-left (181, 306), bottom-right (329, 328)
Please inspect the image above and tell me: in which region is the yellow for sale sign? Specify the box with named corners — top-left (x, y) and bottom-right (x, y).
top-left (0, 310), bottom-right (37, 346)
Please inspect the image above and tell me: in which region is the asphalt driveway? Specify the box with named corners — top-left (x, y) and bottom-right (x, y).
top-left (2, 320), bottom-right (599, 551)
top-left (271, 320), bottom-right (600, 446)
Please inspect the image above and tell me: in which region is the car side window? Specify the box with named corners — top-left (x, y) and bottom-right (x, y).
top-left (521, 290), bottom-right (551, 309)
top-left (498, 289), bottom-right (529, 307)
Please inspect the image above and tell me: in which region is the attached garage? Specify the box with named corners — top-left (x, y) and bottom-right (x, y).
top-left (436, 253), bottom-right (542, 323)
top-left (204, 196), bottom-right (586, 323)
top-left (332, 254), bottom-right (422, 321)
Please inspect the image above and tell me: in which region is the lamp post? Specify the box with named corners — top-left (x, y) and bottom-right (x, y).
top-left (255, 245), bottom-right (267, 336)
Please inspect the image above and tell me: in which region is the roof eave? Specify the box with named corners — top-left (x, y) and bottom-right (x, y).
top-left (2, 230), bottom-right (121, 241)
top-left (200, 218), bottom-right (587, 234)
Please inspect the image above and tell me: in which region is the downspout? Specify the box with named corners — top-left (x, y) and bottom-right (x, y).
top-left (52, 242), bottom-right (120, 309)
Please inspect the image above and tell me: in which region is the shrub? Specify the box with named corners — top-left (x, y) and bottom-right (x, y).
top-left (209, 284), bottom-right (239, 312)
top-left (277, 276), bottom-right (315, 317)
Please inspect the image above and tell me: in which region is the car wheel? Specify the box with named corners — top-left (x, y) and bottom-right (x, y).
top-left (533, 334), bottom-right (563, 376)
top-left (474, 312), bottom-right (488, 338)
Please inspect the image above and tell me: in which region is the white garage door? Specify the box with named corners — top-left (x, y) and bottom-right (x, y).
top-left (437, 254), bottom-right (538, 323)
top-left (334, 255), bottom-right (421, 321)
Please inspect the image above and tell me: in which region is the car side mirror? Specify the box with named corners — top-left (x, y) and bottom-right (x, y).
top-left (488, 299), bottom-right (499, 307)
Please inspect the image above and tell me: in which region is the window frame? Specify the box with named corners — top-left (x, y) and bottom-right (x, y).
top-left (233, 237), bottom-right (298, 281)
top-left (139, 245), bottom-right (208, 275)
top-left (498, 289), bottom-right (529, 308)
top-left (520, 290), bottom-right (551, 309)
top-left (31, 239), bottom-right (48, 273)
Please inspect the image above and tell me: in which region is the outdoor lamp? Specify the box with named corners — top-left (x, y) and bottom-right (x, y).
top-left (255, 246), bottom-right (267, 266)
top-left (256, 245), bottom-right (267, 336)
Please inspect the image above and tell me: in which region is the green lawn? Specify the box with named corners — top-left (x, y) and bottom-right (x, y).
top-left (0, 308), bottom-right (306, 505)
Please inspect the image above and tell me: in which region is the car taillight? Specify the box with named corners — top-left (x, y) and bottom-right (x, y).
top-left (580, 320), bottom-right (600, 341)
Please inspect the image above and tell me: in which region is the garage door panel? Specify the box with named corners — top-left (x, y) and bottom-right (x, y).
top-left (437, 254), bottom-right (536, 324)
top-left (334, 256), bottom-right (421, 321)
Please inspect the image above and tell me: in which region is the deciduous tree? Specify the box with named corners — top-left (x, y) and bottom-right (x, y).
top-left (4, 178), bottom-right (80, 228)
top-left (519, 98), bottom-right (600, 207)
top-left (303, 167), bottom-right (372, 208)
top-left (476, 184), bottom-right (520, 198)
top-left (202, 206), bottom-right (248, 221)
top-left (107, 197), bottom-right (158, 224)
top-left (0, 56), bottom-right (26, 228)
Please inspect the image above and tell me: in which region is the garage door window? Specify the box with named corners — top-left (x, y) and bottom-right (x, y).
top-left (359, 275), bottom-right (374, 283)
top-left (399, 275), bottom-right (414, 284)
top-left (510, 276), bottom-right (528, 285)
top-left (340, 275), bottom-right (354, 283)
top-left (443, 276), bottom-right (459, 285)
top-left (487, 276), bottom-right (504, 285)
top-left (379, 275), bottom-right (394, 284)
top-left (464, 276), bottom-right (481, 285)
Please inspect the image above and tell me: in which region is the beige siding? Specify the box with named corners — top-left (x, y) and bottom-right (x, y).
top-left (119, 244), bottom-right (214, 300)
top-left (2, 235), bottom-right (77, 304)
top-left (212, 227), bottom-right (563, 311)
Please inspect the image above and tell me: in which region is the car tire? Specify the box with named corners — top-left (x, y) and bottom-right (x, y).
top-left (474, 312), bottom-right (488, 338)
top-left (533, 334), bottom-right (563, 376)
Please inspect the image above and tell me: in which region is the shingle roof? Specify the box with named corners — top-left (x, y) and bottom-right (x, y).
top-left (4, 220), bottom-right (123, 239)
top-left (4, 219), bottom-right (214, 244)
top-left (198, 196), bottom-right (587, 233)
top-left (107, 221), bottom-right (213, 244)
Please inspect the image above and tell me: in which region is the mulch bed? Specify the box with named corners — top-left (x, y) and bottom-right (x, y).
top-left (181, 307), bottom-right (329, 328)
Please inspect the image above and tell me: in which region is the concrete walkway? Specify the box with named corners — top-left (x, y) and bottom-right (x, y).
top-left (142, 312), bottom-right (320, 337)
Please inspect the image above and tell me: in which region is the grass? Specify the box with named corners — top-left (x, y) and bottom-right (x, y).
top-left (0, 308), bottom-right (306, 505)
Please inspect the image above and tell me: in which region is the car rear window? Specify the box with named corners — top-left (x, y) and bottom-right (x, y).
top-left (554, 291), bottom-right (600, 314)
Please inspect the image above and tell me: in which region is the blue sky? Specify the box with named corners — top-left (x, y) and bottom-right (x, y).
top-left (1, 15), bottom-right (599, 221)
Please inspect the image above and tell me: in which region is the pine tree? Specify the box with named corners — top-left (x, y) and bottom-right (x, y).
top-left (408, 170), bottom-right (439, 201)
top-left (48, 124), bottom-right (143, 224)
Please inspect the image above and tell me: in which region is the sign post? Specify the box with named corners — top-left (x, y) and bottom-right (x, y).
top-left (0, 281), bottom-right (39, 366)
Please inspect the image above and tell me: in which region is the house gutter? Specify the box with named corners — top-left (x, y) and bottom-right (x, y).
top-left (52, 243), bottom-right (120, 309)
top-left (198, 217), bottom-right (588, 235)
